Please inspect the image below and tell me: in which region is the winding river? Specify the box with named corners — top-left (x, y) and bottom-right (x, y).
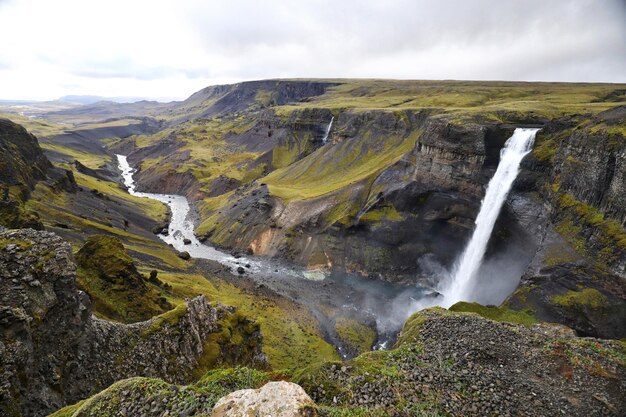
top-left (118, 154), bottom-right (320, 278)
top-left (116, 154), bottom-right (428, 351)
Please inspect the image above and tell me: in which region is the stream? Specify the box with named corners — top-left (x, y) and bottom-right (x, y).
top-left (116, 154), bottom-right (429, 353)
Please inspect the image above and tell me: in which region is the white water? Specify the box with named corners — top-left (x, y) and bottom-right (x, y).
top-left (322, 116), bottom-right (334, 143)
top-left (116, 154), bottom-right (308, 278)
top-left (439, 128), bottom-right (539, 307)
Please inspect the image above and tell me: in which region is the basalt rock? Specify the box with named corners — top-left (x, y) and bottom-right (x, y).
top-left (0, 228), bottom-right (267, 417)
top-left (507, 108), bottom-right (626, 338)
top-left (296, 308), bottom-right (625, 417)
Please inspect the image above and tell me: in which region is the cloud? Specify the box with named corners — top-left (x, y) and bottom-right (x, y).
top-left (0, 0), bottom-right (624, 100)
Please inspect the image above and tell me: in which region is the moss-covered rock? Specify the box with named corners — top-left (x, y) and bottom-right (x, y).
top-left (0, 228), bottom-right (268, 417)
top-left (449, 301), bottom-right (537, 326)
top-left (75, 234), bottom-right (171, 322)
top-left (507, 263), bottom-right (626, 339)
top-left (49, 368), bottom-right (275, 417)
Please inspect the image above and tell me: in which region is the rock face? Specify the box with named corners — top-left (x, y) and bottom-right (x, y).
top-left (0, 228), bottom-right (267, 417)
top-left (296, 308), bottom-right (625, 417)
top-left (507, 262), bottom-right (626, 338)
top-left (212, 381), bottom-right (317, 417)
top-left (506, 107), bottom-right (626, 339)
top-left (198, 112), bottom-right (533, 284)
top-left (0, 118), bottom-right (77, 230)
top-left (0, 118), bottom-right (52, 191)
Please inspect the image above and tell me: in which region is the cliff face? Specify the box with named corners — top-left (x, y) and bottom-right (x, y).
top-left (119, 81), bottom-right (624, 337)
top-left (0, 118), bottom-right (77, 230)
top-left (0, 228), bottom-right (267, 417)
top-left (0, 118), bottom-right (52, 191)
top-left (196, 111), bottom-right (532, 284)
top-left (506, 106), bottom-right (626, 339)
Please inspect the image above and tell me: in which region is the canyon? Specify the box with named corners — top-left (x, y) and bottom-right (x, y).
top-left (0, 79), bottom-right (624, 416)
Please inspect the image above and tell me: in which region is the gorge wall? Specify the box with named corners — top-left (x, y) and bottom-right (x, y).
top-left (0, 228), bottom-right (266, 417)
top-left (120, 81), bottom-right (625, 338)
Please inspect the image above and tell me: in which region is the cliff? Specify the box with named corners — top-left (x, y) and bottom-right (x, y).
top-left (506, 106), bottom-right (626, 338)
top-left (51, 307), bottom-right (625, 417)
top-left (0, 228), bottom-right (267, 417)
top-left (0, 118), bottom-right (77, 230)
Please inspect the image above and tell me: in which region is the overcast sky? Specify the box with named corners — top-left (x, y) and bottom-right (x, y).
top-left (0, 0), bottom-right (625, 101)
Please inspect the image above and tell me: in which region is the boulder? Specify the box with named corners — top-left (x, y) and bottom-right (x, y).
top-left (212, 381), bottom-right (316, 417)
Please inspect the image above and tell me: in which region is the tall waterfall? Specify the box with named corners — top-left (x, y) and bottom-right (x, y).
top-left (440, 128), bottom-right (539, 307)
top-left (322, 116), bottom-right (334, 143)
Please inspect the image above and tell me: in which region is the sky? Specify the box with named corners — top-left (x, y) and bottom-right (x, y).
top-left (0, 0), bottom-right (625, 101)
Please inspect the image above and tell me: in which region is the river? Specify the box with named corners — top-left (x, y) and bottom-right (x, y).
top-left (116, 154), bottom-right (429, 352)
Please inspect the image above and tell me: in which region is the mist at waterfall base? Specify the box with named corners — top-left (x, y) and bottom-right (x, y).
top-left (371, 128), bottom-right (539, 336)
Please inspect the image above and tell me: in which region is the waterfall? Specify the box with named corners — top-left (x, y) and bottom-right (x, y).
top-left (440, 128), bottom-right (539, 307)
top-left (322, 116), bottom-right (334, 143)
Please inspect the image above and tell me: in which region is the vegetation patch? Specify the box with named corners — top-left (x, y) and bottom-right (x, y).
top-left (76, 235), bottom-right (171, 322)
top-left (334, 317), bottom-right (377, 355)
top-left (449, 301), bottom-right (537, 326)
top-left (551, 288), bottom-right (608, 309)
top-left (155, 272), bottom-right (340, 369)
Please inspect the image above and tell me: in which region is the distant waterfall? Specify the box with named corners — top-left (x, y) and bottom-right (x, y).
top-left (440, 128), bottom-right (539, 307)
top-left (322, 116), bottom-right (334, 143)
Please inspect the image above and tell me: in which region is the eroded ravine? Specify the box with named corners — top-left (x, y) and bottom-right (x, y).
top-left (117, 154), bottom-right (429, 354)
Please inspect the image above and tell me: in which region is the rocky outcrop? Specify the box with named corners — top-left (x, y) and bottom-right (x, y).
top-left (212, 381), bottom-right (317, 417)
top-left (0, 118), bottom-right (52, 191)
top-left (0, 228), bottom-right (267, 417)
top-left (507, 261), bottom-right (626, 338)
top-left (49, 307), bottom-right (626, 417)
top-left (75, 235), bottom-right (171, 322)
top-left (296, 308), bottom-right (625, 416)
top-left (0, 118), bottom-right (77, 230)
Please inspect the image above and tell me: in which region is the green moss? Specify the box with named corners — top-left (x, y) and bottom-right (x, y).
top-left (0, 198), bottom-right (44, 230)
top-left (532, 137), bottom-right (558, 163)
top-left (141, 302), bottom-right (188, 337)
top-left (264, 124), bottom-right (419, 203)
top-left (358, 205), bottom-right (403, 223)
top-left (0, 238), bottom-right (33, 251)
top-left (334, 317), bottom-right (377, 354)
top-left (196, 367), bottom-right (270, 394)
top-left (195, 309), bottom-right (262, 375)
top-left (76, 235), bottom-right (170, 323)
top-left (395, 307), bottom-right (452, 346)
top-left (449, 302), bottom-right (537, 326)
top-left (551, 288), bottom-right (608, 309)
top-left (272, 141), bottom-right (302, 168)
top-left (554, 193), bottom-right (626, 264)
